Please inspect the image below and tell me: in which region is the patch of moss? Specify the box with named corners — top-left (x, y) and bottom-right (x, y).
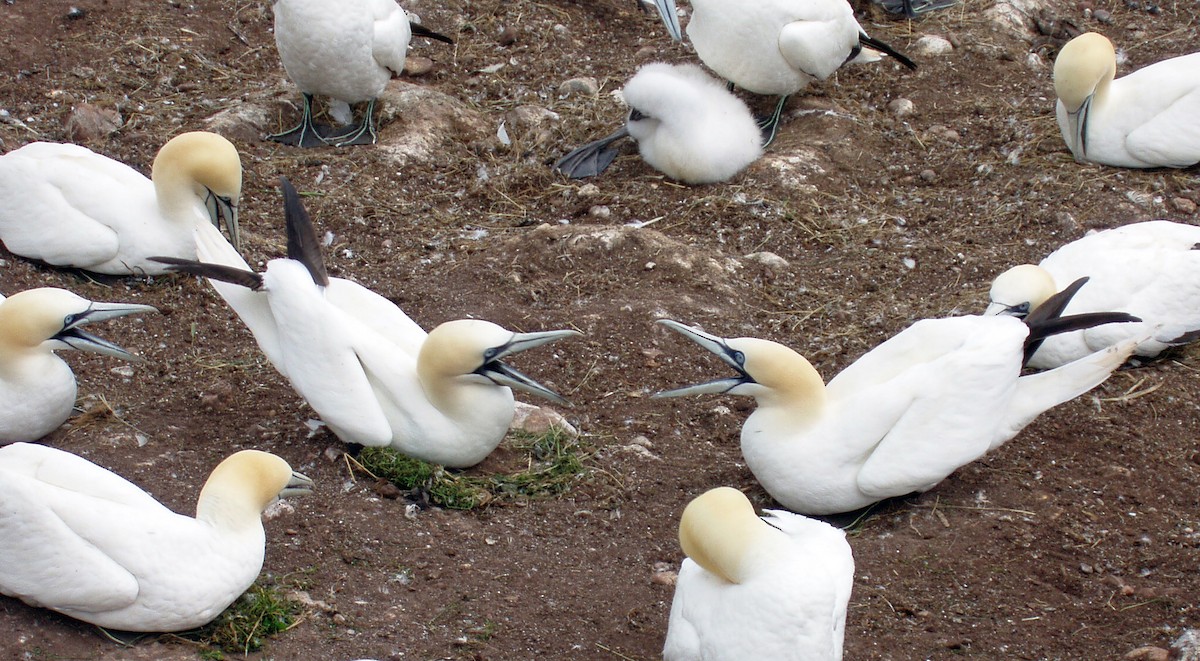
top-left (189, 580), bottom-right (301, 656)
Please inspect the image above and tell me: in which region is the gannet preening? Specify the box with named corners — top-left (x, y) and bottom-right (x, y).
top-left (650, 0), bottom-right (916, 145)
top-left (652, 294), bottom-right (1142, 514)
top-left (554, 62), bottom-right (763, 184)
top-left (1054, 32), bottom-right (1200, 168)
top-left (0, 443), bottom-right (312, 631)
top-left (987, 220), bottom-right (1200, 368)
top-left (0, 131), bottom-right (241, 275)
top-left (270, 0), bottom-right (454, 148)
top-left (0, 289), bottom-right (156, 444)
top-left (153, 178), bottom-right (579, 467)
top-left (663, 487), bottom-right (854, 661)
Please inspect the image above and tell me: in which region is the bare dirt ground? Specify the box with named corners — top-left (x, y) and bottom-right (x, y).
top-left (1, 0), bottom-right (1198, 659)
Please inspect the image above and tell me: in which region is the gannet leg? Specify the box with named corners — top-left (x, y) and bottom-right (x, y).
top-left (267, 93), bottom-right (333, 148)
top-left (326, 98), bottom-right (379, 147)
top-left (552, 127), bottom-right (630, 178)
top-left (757, 95), bottom-right (790, 148)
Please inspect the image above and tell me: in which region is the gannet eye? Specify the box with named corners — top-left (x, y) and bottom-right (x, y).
top-left (483, 347), bottom-right (500, 361)
top-left (1010, 302), bottom-right (1031, 315)
top-left (731, 350), bottom-right (745, 365)
top-left (63, 312), bottom-right (85, 327)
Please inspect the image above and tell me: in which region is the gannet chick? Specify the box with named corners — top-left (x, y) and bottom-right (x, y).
top-left (652, 293), bottom-right (1141, 514)
top-left (986, 220), bottom-right (1200, 368)
top-left (663, 487), bottom-right (854, 661)
top-left (152, 178), bottom-right (580, 468)
top-left (650, 0), bottom-right (916, 145)
top-left (0, 288), bottom-right (156, 444)
top-left (1054, 32), bottom-right (1200, 168)
top-left (0, 131), bottom-right (241, 275)
top-left (0, 443), bottom-right (312, 631)
top-left (554, 62), bottom-right (763, 184)
top-left (270, 0), bottom-right (454, 148)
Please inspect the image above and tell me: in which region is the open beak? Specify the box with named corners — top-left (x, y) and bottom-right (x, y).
top-left (984, 301), bottom-right (1028, 318)
top-left (652, 0), bottom-right (683, 41)
top-left (476, 329), bottom-right (582, 405)
top-left (652, 319), bottom-right (754, 398)
top-left (52, 301), bottom-right (158, 361)
top-left (280, 471), bottom-right (315, 498)
top-left (205, 188), bottom-right (241, 252)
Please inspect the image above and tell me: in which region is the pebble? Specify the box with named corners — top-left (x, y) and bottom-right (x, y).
top-left (919, 169), bottom-right (937, 182)
top-left (403, 56), bottom-right (434, 77)
top-left (1173, 629), bottom-right (1200, 661)
top-left (1170, 197), bottom-right (1197, 214)
top-left (497, 25), bottom-right (518, 46)
top-left (914, 35), bottom-right (953, 56)
top-left (744, 251), bottom-right (789, 269)
top-left (589, 205), bottom-right (611, 219)
top-left (1094, 8), bottom-right (1113, 22)
top-left (1124, 647), bottom-right (1168, 661)
top-left (64, 103), bottom-right (122, 142)
top-left (559, 76), bottom-right (599, 97)
top-left (888, 98), bottom-right (916, 117)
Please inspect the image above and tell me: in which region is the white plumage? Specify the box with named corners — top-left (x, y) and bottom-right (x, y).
top-left (156, 178), bottom-right (578, 468)
top-left (987, 220), bottom-right (1200, 368)
top-left (1054, 32), bottom-right (1200, 168)
top-left (663, 487), bottom-right (854, 661)
top-left (654, 317), bottom-right (1138, 515)
top-left (0, 132), bottom-right (241, 275)
top-left (0, 443), bottom-right (313, 631)
top-left (0, 288), bottom-right (155, 444)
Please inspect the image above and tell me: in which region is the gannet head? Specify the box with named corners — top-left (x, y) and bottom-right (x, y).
top-left (651, 0), bottom-right (683, 42)
top-left (678, 486), bottom-right (772, 584)
top-left (420, 319), bottom-right (581, 405)
top-left (152, 131), bottom-right (244, 251)
top-left (1053, 33), bottom-right (1116, 160)
top-left (652, 320), bottom-right (824, 409)
top-left (985, 264), bottom-right (1058, 318)
top-left (0, 288), bottom-right (157, 360)
top-left (196, 450), bottom-right (314, 526)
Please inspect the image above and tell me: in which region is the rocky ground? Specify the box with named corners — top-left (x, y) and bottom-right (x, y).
top-left (1, 0), bottom-right (1198, 659)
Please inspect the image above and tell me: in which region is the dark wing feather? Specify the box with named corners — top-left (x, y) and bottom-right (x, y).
top-left (150, 256), bottom-right (265, 290)
top-left (279, 176), bottom-right (330, 287)
top-left (858, 34), bottom-right (917, 71)
top-left (410, 23), bottom-right (454, 44)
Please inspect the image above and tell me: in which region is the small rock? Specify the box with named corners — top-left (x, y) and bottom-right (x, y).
top-left (66, 6), bottom-right (86, 19)
top-left (1094, 8), bottom-right (1113, 22)
top-left (914, 35), bottom-right (953, 56)
top-left (205, 104), bottom-right (272, 142)
top-left (1124, 647), bottom-right (1169, 661)
top-left (1172, 629), bottom-right (1200, 660)
top-left (1170, 197), bottom-right (1197, 214)
top-left (634, 46), bottom-right (657, 59)
top-left (503, 105), bottom-right (561, 147)
top-left (372, 478), bottom-right (402, 499)
top-left (510, 401), bottom-right (579, 437)
top-left (497, 25), bottom-right (519, 46)
top-left (403, 56), bottom-right (434, 77)
top-left (888, 98), bottom-right (916, 117)
top-left (558, 76), bottom-right (599, 97)
top-left (577, 183), bottom-right (601, 197)
top-left (919, 169), bottom-right (937, 182)
top-left (64, 103), bottom-right (122, 142)
top-left (744, 251), bottom-right (789, 269)
top-left (589, 205), bottom-right (611, 219)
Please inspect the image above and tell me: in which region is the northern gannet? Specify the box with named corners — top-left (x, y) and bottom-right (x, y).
top-left (650, 0), bottom-right (916, 145)
top-left (987, 220), bottom-right (1200, 368)
top-left (270, 0), bottom-right (454, 147)
top-left (0, 132), bottom-right (241, 275)
top-left (554, 62), bottom-right (763, 184)
top-left (0, 443), bottom-right (312, 631)
top-left (653, 295), bottom-right (1141, 514)
top-left (663, 487), bottom-right (854, 661)
top-left (0, 288), bottom-right (156, 444)
top-left (1054, 32), bottom-right (1200, 168)
top-left (153, 178), bottom-right (579, 467)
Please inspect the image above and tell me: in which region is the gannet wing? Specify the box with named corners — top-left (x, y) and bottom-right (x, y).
top-left (0, 443), bottom-right (164, 510)
top-left (778, 18), bottom-right (855, 80)
top-left (325, 278), bottom-right (427, 356)
top-left (1124, 85), bottom-right (1200, 168)
top-left (369, 0), bottom-right (411, 75)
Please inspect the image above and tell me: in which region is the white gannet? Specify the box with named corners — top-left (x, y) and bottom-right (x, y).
top-left (270, 0), bottom-right (453, 148)
top-left (0, 131), bottom-right (241, 275)
top-left (652, 296), bottom-right (1141, 514)
top-left (0, 288), bottom-right (156, 444)
top-left (554, 62), bottom-right (764, 184)
top-left (0, 443), bottom-right (313, 631)
top-left (650, 0), bottom-right (916, 145)
top-left (986, 220), bottom-right (1200, 368)
top-left (663, 487), bottom-right (854, 661)
top-left (1054, 32), bottom-right (1200, 168)
top-left (153, 178), bottom-right (580, 467)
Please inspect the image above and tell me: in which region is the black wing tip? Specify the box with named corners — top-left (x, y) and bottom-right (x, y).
top-left (280, 176), bottom-right (330, 287)
top-left (411, 23), bottom-right (455, 44)
top-left (149, 256), bottom-right (264, 290)
top-left (859, 34), bottom-right (918, 71)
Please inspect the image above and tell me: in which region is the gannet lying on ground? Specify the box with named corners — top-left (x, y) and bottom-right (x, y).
top-left (270, 0), bottom-right (454, 147)
top-left (0, 132), bottom-right (241, 275)
top-left (653, 289), bottom-right (1141, 514)
top-left (0, 289), bottom-right (156, 444)
top-left (986, 220), bottom-right (1200, 368)
top-left (0, 443), bottom-right (312, 631)
top-left (153, 178), bottom-right (579, 467)
top-left (554, 62), bottom-right (763, 184)
top-left (650, 0), bottom-right (916, 145)
top-left (663, 487), bottom-right (854, 661)
top-left (1054, 32), bottom-right (1200, 168)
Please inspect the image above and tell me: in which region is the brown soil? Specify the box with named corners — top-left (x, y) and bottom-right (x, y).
top-left (1, 0), bottom-right (1198, 659)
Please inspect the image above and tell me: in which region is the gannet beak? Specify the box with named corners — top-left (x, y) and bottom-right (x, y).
top-left (476, 329), bottom-right (582, 405)
top-left (205, 188), bottom-right (241, 252)
top-left (280, 471), bottom-right (315, 498)
top-left (52, 301), bottom-right (159, 361)
top-left (652, 319), bottom-right (754, 398)
top-left (984, 301), bottom-right (1029, 318)
top-left (1067, 95), bottom-right (1092, 162)
top-left (652, 0), bottom-right (683, 42)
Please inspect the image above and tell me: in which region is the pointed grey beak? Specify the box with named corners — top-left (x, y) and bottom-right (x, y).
top-left (652, 319), bottom-right (754, 398)
top-left (984, 301), bottom-right (1030, 318)
top-left (653, 0), bottom-right (683, 41)
top-left (1067, 94), bottom-right (1091, 162)
top-left (205, 188), bottom-right (241, 252)
top-left (52, 301), bottom-right (158, 361)
top-left (477, 329), bottom-right (582, 405)
top-left (280, 471), bottom-right (315, 498)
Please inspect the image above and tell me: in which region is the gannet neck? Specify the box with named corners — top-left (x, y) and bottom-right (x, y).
top-left (195, 450), bottom-right (308, 530)
top-left (987, 264), bottom-right (1058, 317)
top-left (151, 132), bottom-right (243, 235)
top-left (678, 487), bottom-right (776, 584)
top-left (1053, 32), bottom-right (1116, 114)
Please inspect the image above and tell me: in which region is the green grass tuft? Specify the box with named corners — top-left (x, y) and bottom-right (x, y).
top-left (189, 580), bottom-right (301, 657)
top-left (357, 426), bottom-right (591, 510)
